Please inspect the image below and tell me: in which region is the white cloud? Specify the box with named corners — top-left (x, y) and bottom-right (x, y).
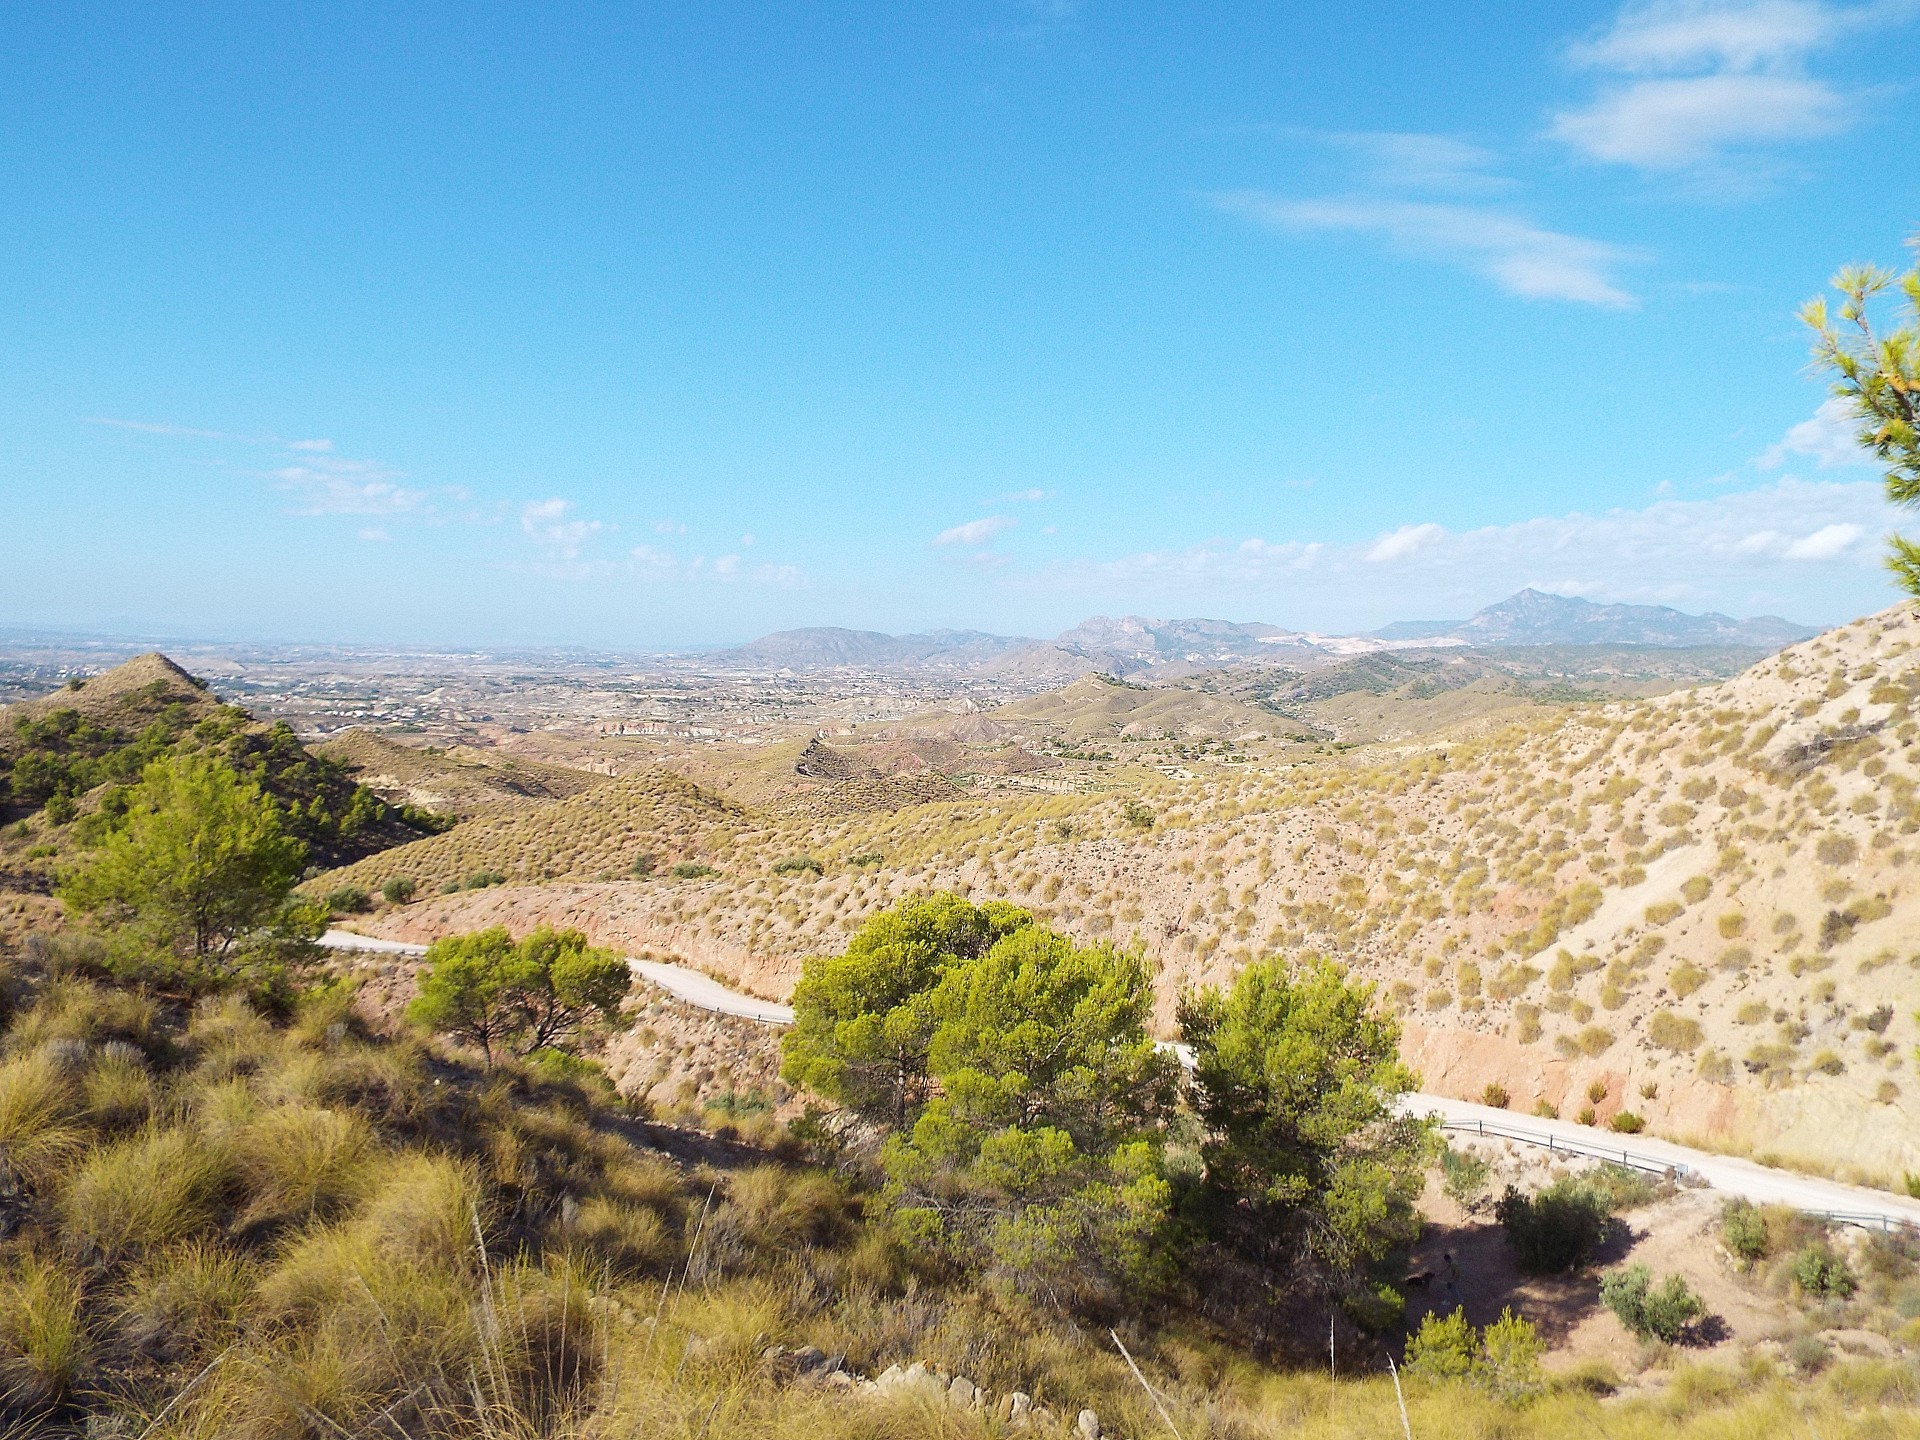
top-left (1551, 73), bottom-right (1848, 167)
top-left (1218, 193), bottom-right (1642, 307)
top-left (287, 438), bottom-right (334, 453)
top-left (1783, 521), bottom-right (1867, 558)
top-left (1759, 397), bottom-right (1872, 468)
top-left (1553, 0), bottom-right (1880, 169)
top-left (520, 498), bottom-right (605, 559)
top-left (86, 417), bottom-right (231, 439)
top-left (653, 518), bottom-right (688, 534)
top-left (1003, 488), bottom-right (1051, 503)
top-left (357, 527), bottom-right (391, 543)
top-left (273, 458), bottom-right (429, 517)
top-left (1366, 522), bottom-right (1449, 563)
top-left (628, 544), bottom-right (805, 589)
top-left (1569, 0), bottom-right (1846, 71)
top-left (934, 515), bottom-right (1017, 546)
top-left (1332, 132), bottom-right (1515, 194)
top-left (1019, 479), bottom-right (1895, 627)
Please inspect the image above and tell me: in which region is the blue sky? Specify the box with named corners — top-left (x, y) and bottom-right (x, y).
top-left (3, 0), bottom-right (1917, 647)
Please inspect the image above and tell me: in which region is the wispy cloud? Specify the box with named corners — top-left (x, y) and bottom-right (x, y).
top-left (1759, 396), bottom-right (1873, 468)
top-left (87, 417), bottom-right (234, 440)
top-left (934, 515), bottom-right (1017, 546)
top-left (1329, 132), bottom-right (1516, 194)
top-left (1001, 488), bottom-right (1051, 503)
top-left (520, 498), bottom-right (606, 560)
top-left (273, 456), bottom-right (430, 517)
top-left (1218, 192), bottom-right (1643, 307)
top-left (628, 543), bottom-right (805, 588)
top-left (1018, 478), bottom-right (1894, 623)
top-left (1552, 0), bottom-right (1883, 170)
top-left (1365, 522), bottom-right (1449, 563)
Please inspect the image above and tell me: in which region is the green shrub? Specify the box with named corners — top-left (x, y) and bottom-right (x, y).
top-left (380, 876), bottom-right (416, 904)
top-left (1403, 1306), bottom-right (1542, 1403)
top-left (1440, 1146), bottom-right (1491, 1207)
top-left (628, 852), bottom-right (655, 878)
top-left (1721, 1200), bottom-right (1769, 1262)
top-left (463, 870), bottom-right (508, 889)
top-left (1788, 1333), bottom-right (1832, 1373)
top-left (669, 862), bottom-right (717, 879)
top-left (1495, 1179), bottom-right (1612, 1273)
top-left (1404, 1306), bottom-right (1478, 1381)
top-left (324, 885), bottom-right (372, 915)
top-left (1600, 1263), bottom-right (1704, 1341)
top-left (1791, 1242), bottom-right (1857, 1299)
top-left (772, 854), bottom-right (824, 876)
top-left (1609, 1111), bottom-right (1645, 1134)
top-left (1481, 1082), bottom-right (1510, 1109)
top-left (1341, 1280), bottom-right (1405, 1332)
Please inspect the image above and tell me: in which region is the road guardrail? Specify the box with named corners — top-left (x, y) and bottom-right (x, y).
top-left (1436, 1116), bottom-right (1693, 1179)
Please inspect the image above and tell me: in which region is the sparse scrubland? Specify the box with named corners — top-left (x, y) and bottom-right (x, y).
top-left (0, 920), bottom-right (1916, 1436)
top-left (305, 601), bottom-right (1920, 1183)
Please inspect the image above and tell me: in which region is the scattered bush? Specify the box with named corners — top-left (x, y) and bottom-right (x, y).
top-left (1495, 1178), bottom-right (1613, 1274)
top-left (1403, 1306), bottom-right (1543, 1403)
top-left (380, 876), bottom-right (416, 904)
top-left (1791, 1242), bottom-right (1857, 1299)
top-left (1667, 962), bottom-right (1708, 999)
top-left (1648, 1010), bottom-right (1702, 1053)
top-left (1440, 1146), bottom-right (1491, 1207)
top-left (1481, 1082), bottom-right (1510, 1109)
top-left (668, 862), bottom-right (717, 879)
top-left (324, 885), bottom-right (372, 915)
top-left (1721, 1200), bottom-right (1769, 1262)
top-left (1609, 1111), bottom-right (1644, 1134)
top-left (1815, 835), bottom-right (1859, 867)
top-left (1600, 1263), bottom-right (1705, 1341)
top-left (772, 854), bottom-right (824, 876)
top-left (1788, 1332), bottom-right (1833, 1373)
top-left (462, 870), bottom-right (508, 889)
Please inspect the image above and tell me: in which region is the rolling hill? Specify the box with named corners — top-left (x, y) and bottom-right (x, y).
top-left (321, 603), bottom-right (1920, 1184)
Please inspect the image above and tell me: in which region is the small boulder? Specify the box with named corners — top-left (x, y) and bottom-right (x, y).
top-left (1076, 1408), bottom-right (1102, 1439)
top-left (948, 1375), bottom-right (978, 1408)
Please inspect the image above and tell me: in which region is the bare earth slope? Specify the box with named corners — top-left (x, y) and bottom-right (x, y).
top-left (314, 729), bottom-right (612, 815)
top-left (328, 606), bottom-right (1920, 1183)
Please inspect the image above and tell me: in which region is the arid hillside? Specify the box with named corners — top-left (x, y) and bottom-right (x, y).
top-left (315, 729), bottom-right (614, 815)
top-left (322, 606), bottom-right (1920, 1181)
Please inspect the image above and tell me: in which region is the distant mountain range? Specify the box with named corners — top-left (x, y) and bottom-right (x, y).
top-left (703, 589), bottom-right (1822, 676)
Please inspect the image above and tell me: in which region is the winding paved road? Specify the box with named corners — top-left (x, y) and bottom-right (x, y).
top-left (321, 928), bottom-right (1920, 1229)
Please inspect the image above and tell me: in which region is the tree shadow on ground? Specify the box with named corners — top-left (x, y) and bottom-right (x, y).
top-left (1402, 1217), bottom-right (1607, 1346)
